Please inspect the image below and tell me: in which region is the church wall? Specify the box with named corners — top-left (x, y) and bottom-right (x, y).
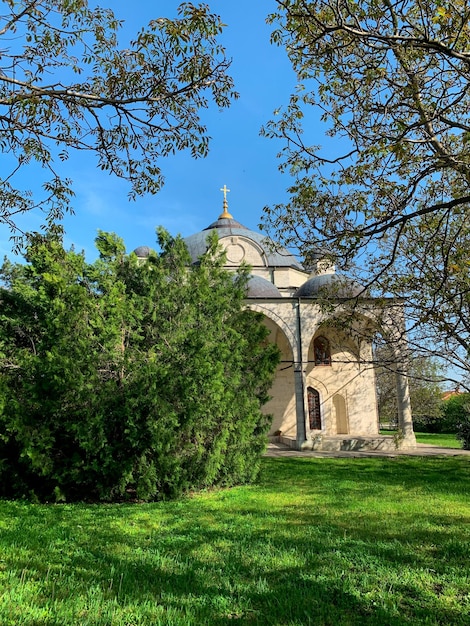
top-left (346, 367), bottom-right (379, 435)
top-left (303, 317), bottom-right (380, 438)
top-left (246, 267), bottom-right (310, 296)
top-left (271, 267), bottom-right (310, 292)
top-left (305, 362), bottom-right (379, 436)
top-left (264, 368), bottom-right (297, 438)
top-left (251, 299), bottom-right (381, 442)
top-left (249, 268), bottom-right (274, 283)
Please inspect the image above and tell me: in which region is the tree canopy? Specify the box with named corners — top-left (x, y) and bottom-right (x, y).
top-left (0, 1), bottom-right (236, 238)
top-left (0, 230), bottom-right (279, 502)
top-left (262, 0), bottom-right (470, 379)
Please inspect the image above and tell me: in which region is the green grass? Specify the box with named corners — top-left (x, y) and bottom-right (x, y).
top-left (1, 457), bottom-right (470, 625)
top-left (414, 432), bottom-right (462, 448)
top-left (381, 430), bottom-right (462, 448)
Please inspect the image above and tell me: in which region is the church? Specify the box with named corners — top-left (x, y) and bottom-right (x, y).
top-left (136, 189), bottom-right (416, 452)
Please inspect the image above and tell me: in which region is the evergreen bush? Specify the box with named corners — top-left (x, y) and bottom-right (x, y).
top-left (0, 229), bottom-right (279, 501)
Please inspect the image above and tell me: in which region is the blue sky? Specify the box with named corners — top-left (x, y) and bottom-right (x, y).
top-left (1, 0), bottom-right (325, 260)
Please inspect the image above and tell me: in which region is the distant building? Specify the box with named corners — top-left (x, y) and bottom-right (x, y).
top-left (442, 387), bottom-right (462, 401)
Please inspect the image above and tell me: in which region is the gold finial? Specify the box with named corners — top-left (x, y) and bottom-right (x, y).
top-left (219, 184), bottom-right (233, 219)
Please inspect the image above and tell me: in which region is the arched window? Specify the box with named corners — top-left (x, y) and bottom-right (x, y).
top-left (314, 336), bottom-right (331, 366)
top-left (307, 387), bottom-right (322, 430)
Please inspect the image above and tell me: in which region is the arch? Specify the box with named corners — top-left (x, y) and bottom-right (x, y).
top-left (333, 394), bottom-right (349, 434)
top-left (262, 316), bottom-right (294, 362)
top-left (313, 309), bottom-right (381, 364)
top-left (248, 312), bottom-right (297, 439)
top-left (308, 325), bottom-right (364, 369)
top-left (246, 303), bottom-right (297, 357)
top-left (316, 307), bottom-right (380, 334)
top-left (307, 387), bottom-right (322, 431)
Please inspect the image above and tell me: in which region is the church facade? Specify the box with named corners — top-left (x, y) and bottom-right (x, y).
top-left (137, 195), bottom-right (416, 452)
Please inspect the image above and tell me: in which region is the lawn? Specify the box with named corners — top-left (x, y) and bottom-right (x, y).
top-left (381, 431), bottom-right (462, 448)
top-left (414, 432), bottom-right (462, 448)
top-left (1, 456), bottom-right (469, 625)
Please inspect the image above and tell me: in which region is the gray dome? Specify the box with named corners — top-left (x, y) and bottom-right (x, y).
top-left (246, 275), bottom-right (282, 298)
top-left (184, 217), bottom-right (304, 270)
top-left (133, 245), bottom-right (152, 258)
top-left (294, 274), bottom-right (364, 298)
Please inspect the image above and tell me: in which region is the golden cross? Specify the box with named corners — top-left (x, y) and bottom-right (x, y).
top-left (220, 185), bottom-right (230, 206)
top-left (219, 184), bottom-right (233, 219)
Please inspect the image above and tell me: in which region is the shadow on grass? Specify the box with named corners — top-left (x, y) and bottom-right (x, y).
top-left (1, 457), bottom-right (469, 625)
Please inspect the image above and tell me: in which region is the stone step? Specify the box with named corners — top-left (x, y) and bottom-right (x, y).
top-left (269, 433), bottom-right (416, 452)
top-left (302, 435), bottom-right (401, 452)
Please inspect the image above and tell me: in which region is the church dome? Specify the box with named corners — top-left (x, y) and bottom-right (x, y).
top-left (246, 275), bottom-right (282, 298)
top-left (294, 273), bottom-right (364, 298)
top-left (133, 245), bottom-right (152, 258)
top-left (184, 215), bottom-right (304, 271)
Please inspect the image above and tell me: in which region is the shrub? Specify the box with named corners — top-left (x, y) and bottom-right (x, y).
top-left (441, 393), bottom-right (470, 447)
top-left (454, 403), bottom-right (470, 450)
top-left (0, 230), bottom-right (280, 502)
top-left (412, 412), bottom-right (457, 434)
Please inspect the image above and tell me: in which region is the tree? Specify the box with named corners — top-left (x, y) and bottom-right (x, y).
top-left (441, 393), bottom-right (470, 447)
top-left (261, 0), bottom-right (470, 379)
top-left (0, 1), bottom-right (236, 239)
top-left (375, 347), bottom-right (443, 430)
top-left (0, 230), bottom-right (279, 501)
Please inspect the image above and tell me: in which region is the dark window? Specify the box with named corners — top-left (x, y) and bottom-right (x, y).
top-left (307, 387), bottom-right (322, 430)
top-left (314, 336), bottom-right (331, 365)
